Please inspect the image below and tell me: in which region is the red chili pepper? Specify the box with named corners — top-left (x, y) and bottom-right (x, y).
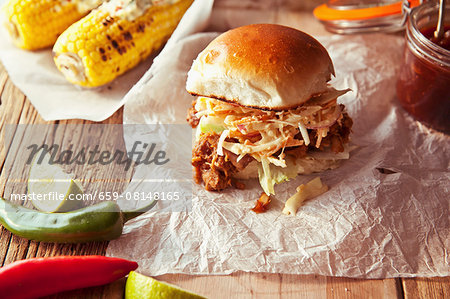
top-left (0, 255), bottom-right (138, 299)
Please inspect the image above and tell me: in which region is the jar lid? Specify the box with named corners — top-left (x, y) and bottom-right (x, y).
top-left (314, 0), bottom-right (422, 34)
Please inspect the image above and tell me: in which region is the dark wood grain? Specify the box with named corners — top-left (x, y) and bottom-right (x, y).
top-left (402, 277), bottom-right (450, 299)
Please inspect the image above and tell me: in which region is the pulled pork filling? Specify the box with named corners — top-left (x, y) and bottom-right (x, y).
top-left (188, 96), bottom-right (353, 191)
top-left (191, 134), bottom-right (254, 191)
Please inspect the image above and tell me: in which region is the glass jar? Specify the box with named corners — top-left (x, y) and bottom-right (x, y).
top-left (313, 0), bottom-right (422, 34)
top-left (396, 2), bottom-right (450, 133)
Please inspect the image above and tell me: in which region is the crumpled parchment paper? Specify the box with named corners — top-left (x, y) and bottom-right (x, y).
top-left (0, 0), bottom-right (213, 121)
top-left (106, 30), bottom-right (450, 278)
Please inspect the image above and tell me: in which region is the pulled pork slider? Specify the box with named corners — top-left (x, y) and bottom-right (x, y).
top-left (186, 24), bottom-right (353, 195)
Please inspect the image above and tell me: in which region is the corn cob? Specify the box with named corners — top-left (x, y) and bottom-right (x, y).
top-left (53, 0), bottom-right (193, 88)
top-left (1, 0), bottom-right (103, 50)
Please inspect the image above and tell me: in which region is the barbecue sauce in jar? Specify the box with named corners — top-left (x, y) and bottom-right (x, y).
top-left (396, 3), bottom-right (450, 134)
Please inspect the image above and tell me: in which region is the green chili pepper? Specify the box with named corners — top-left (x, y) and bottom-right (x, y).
top-left (0, 198), bottom-right (156, 243)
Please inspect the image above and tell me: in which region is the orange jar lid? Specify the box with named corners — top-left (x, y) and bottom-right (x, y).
top-left (314, 0), bottom-right (422, 33)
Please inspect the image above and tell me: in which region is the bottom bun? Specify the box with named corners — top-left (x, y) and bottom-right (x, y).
top-left (232, 156), bottom-right (342, 180)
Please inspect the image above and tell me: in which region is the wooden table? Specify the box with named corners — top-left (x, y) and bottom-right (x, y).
top-left (0, 10), bottom-right (448, 299)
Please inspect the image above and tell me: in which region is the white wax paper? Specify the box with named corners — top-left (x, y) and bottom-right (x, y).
top-left (0, 0), bottom-right (213, 121)
top-left (107, 31), bottom-right (450, 278)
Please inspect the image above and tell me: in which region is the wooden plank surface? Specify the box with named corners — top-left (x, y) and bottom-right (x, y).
top-left (1, 51), bottom-right (448, 299)
top-left (0, 10), bottom-right (448, 299)
top-left (402, 278), bottom-right (450, 299)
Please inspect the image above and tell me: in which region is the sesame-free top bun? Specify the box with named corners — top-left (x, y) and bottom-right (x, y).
top-left (186, 24), bottom-right (335, 110)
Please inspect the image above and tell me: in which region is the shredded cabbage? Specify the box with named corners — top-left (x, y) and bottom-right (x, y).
top-left (217, 130), bottom-right (229, 156)
top-left (298, 121), bottom-right (310, 146)
top-left (195, 95), bottom-right (345, 168)
top-left (258, 156), bottom-right (299, 195)
top-left (199, 116), bottom-right (226, 134)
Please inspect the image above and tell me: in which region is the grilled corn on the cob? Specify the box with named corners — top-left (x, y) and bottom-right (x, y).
top-left (53, 0), bottom-right (193, 87)
top-left (1, 0), bottom-right (104, 50)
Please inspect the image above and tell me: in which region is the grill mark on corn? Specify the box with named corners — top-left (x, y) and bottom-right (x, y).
top-left (103, 17), bottom-right (114, 26)
top-left (52, 0), bottom-right (194, 87)
top-left (123, 32), bottom-right (132, 41)
top-left (117, 46), bottom-right (127, 55)
top-left (137, 24), bottom-right (145, 33)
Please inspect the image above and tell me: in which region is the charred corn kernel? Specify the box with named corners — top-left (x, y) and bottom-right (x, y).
top-left (53, 0), bottom-right (193, 88)
top-left (1, 0), bottom-right (104, 50)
